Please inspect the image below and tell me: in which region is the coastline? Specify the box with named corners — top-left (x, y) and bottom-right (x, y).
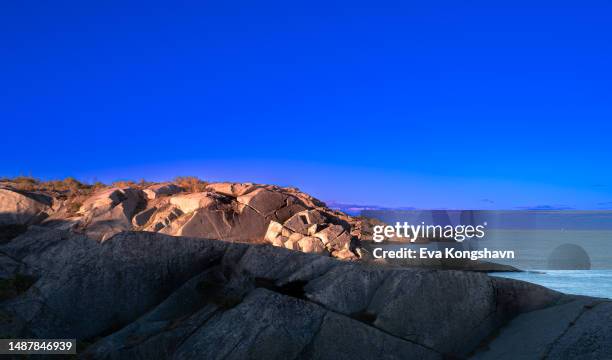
top-left (1, 180), bottom-right (611, 358)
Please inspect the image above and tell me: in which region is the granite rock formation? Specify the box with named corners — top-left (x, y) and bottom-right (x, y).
top-left (0, 182), bottom-right (372, 259)
top-left (2, 226), bottom-right (608, 359)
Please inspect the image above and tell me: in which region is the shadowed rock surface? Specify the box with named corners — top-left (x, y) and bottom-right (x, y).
top-left (472, 295), bottom-right (612, 359)
top-left (0, 188), bottom-right (52, 225)
top-left (1, 227), bottom-right (608, 359)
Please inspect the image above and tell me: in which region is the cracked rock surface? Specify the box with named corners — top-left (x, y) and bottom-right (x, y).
top-left (0, 182), bottom-right (366, 259)
top-left (1, 182), bottom-right (610, 359)
top-left (1, 227), bottom-right (602, 359)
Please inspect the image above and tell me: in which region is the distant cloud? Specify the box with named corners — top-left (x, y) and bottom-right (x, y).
top-left (481, 198), bottom-right (495, 204)
top-left (516, 204), bottom-right (574, 210)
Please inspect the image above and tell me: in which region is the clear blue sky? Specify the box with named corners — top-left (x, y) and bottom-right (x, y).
top-left (2, 1), bottom-right (612, 209)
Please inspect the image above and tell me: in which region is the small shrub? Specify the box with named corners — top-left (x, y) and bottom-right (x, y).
top-left (174, 176), bottom-right (208, 192)
top-left (4, 176), bottom-right (100, 197)
top-left (112, 180), bottom-right (137, 188)
top-left (12, 176), bottom-right (38, 184)
top-left (11, 176), bottom-right (39, 191)
top-left (111, 179), bottom-right (149, 189)
top-left (62, 177), bottom-right (84, 190)
top-left (91, 182), bottom-right (107, 191)
top-left (67, 201), bottom-right (82, 215)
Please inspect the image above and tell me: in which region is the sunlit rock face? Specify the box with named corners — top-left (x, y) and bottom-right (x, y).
top-left (547, 243), bottom-right (591, 270)
top-left (0, 182), bottom-right (377, 260)
top-left (0, 188), bottom-right (52, 225)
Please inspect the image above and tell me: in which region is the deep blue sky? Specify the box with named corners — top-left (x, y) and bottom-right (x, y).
top-left (2, 1), bottom-right (612, 209)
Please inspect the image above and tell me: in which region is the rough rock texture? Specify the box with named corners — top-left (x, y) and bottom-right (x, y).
top-left (472, 293), bottom-right (612, 360)
top-left (0, 227), bottom-right (598, 359)
top-left (264, 209), bottom-right (357, 259)
top-left (76, 187), bottom-right (145, 241)
top-left (0, 188), bottom-right (52, 225)
top-left (0, 182), bottom-right (368, 259)
top-left (143, 183), bottom-right (181, 200)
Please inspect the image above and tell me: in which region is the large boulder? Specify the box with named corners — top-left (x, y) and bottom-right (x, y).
top-left (77, 188), bottom-right (144, 241)
top-left (160, 204), bottom-right (269, 243)
top-left (313, 224), bottom-right (351, 249)
top-left (298, 236), bottom-right (327, 254)
top-left (142, 183), bottom-right (181, 200)
top-left (0, 188), bottom-right (52, 225)
top-left (284, 209), bottom-right (327, 235)
top-left (237, 188), bottom-right (307, 223)
top-left (169, 192), bottom-right (224, 214)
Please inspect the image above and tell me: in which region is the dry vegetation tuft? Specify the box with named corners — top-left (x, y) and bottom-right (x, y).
top-left (0, 175), bottom-right (210, 196)
top-left (1, 176), bottom-right (93, 193)
top-left (174, 176), bottom-right (208, 192)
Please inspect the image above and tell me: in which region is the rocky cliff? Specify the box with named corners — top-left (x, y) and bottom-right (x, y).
top-left (0, 181), bottom-right (381, 260)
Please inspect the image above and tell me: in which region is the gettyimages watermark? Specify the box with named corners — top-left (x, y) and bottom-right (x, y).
top-left (370, 220), bottom-right (515, 260)
top-left (365, 209), bottom-right (522, 261)
top-left (372, 221), bottom-right (487, 242)
top-left (362, 210), bottom-right (612, 269)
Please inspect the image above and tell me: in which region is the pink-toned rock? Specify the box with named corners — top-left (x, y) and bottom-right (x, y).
top-left (78, 188), bottom-right (129, 215)
top-left (331, 248), bottom-right (358, 260)
top-left (284, 209), bottom-right (327, 235)
top-left (271, 235), bottom-right (285, 247)
top-left (161, 204), bottom-right (268, 243)
top-left (281, 227), bottom-right (293, 237)
top-left (288, 232), bottom-right (303, 242)
top-left (308, 224), bottom-right (319, 235)
top-left (237, 188), bottom-right (306, 222)
top-left (169, 192), bottom-right (220, 214)
top-left (0, 188), bottom-right (52, 225)
top-left (132, 207), bottom-right (156, 227)
top-left (205, 182), bottom-right (258, 197)
top-left (77, 188), bottom-right (144, 241)
top-left (0, 180), bottom-right (364, 259)
top-left (284, 239), bottom-right (298, 250)
top-left (143, 183), bottom-right (181, 199)
top-left (313, 224), bottom-right (347, 246)
top-left (264, 221), bottom-right (284, 242)
top-left (298, 236), bottom-right (327, 254)
top-left (143, 205), bottom-right (183, 232)
top-left (272, 197), bottom-right (308, 223)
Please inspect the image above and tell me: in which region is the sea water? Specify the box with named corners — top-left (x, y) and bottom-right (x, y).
top-left (493, 270), bottom-right (612, 299)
